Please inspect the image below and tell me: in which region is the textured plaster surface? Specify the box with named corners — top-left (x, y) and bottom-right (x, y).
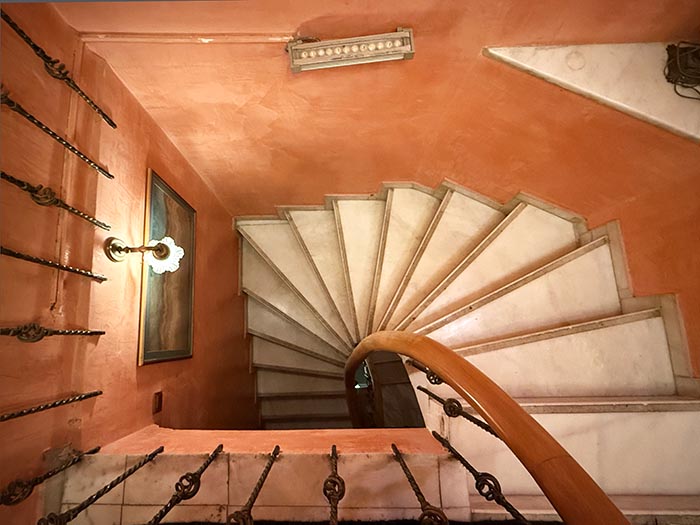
top-left (0, 4), bottom-right (256, 523)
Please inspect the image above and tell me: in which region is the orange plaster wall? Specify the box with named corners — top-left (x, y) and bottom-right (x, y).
top-left (0, 5), bottom-right (256, 522)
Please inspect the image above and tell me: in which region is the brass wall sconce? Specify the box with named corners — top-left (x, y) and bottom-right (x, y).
top-left (104, 236), bottom-right (184, 274)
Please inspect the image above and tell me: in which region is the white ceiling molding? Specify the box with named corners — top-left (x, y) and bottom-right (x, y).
top-left (485, 44), bottom-right (700, 142)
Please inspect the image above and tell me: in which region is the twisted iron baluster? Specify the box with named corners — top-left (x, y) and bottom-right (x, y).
top-left (406, 359), bottom-right (443, 385)
top-left (227, 445), bottom-right (281, 525)
top-left (1, 90), bottom-right (114, 179)
top-left (391, 444), bottom-right (448, 525)
top-left (0, 323), bottom-right (105, 343)
top-left (322, 445), bottom-right (345, 525)
top-left (432, 431), bottom-right (529, 523)
top-left (0, 391), bottom-right (102, 423)
top-left (0, 10), bottom-right (116, 128)
top-left (1, 246), bottom-right (107, 282)
top-left (147, 444), bottom-right (223, 524)
top-left (38, 446), bottom-right (164, 525)
top-left (1, 446), bottom-right (100, 505)
top-left (417, 386), bottom-right (500, 440)
top-left (1, 171), bottom-right (111, 230)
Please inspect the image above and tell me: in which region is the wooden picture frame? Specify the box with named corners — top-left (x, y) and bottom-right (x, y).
top-left (138, 169), bottom-right (196, 365)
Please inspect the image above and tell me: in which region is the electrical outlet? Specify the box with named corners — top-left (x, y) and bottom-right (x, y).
top-left (152, 391), bottom-right (163, 414)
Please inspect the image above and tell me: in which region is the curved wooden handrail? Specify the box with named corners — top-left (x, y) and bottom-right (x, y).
top-left (345, 331), bottom-right (630, 525)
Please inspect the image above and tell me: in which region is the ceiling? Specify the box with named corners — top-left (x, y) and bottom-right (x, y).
top-left (54, 1), bottom-right (700, 215)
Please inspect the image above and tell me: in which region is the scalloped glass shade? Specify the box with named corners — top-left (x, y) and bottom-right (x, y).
top-left (144, 236), bottom-right (184, 274)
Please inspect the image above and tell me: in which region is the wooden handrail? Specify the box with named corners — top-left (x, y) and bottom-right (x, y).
top-left (345, 331), bottom-right (630, 525)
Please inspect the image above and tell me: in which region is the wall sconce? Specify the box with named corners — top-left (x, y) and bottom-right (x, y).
top-left (104, 236), bottom-right (184, 274)
top-left (286, 27), bottom-right (414, 73)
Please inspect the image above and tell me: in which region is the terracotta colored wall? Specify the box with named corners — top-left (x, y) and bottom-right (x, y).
top-left (0, 5), bottom-right (255, 522)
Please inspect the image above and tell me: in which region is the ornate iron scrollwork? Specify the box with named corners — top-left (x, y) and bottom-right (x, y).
top-left (391, 443), bottom-right (449, 525)
top-left (322, 445), bottom-right (345, 525)
top-left (431, 431), bottom-right (529, 523)
top-left (0, 10), bottom-right (117, 128)
top-left (1, 171), bottom-right (111, 230)
top-left (417, 385), bottom-right (500, 440)
top-left (0, 391), bottom-right (102, 423)
top-left (1, 246), bottom-right (107, 282)
top-left (0, 323), bottom-right (105, 343)
top-left (1, 446), bottom-right (100, 506)
top-left (227, 445), bottom-right (280, 525)
top-left (38, 446), bottom-right (164, 525)
top-left (406, 359), bottom-right (443, 385)
top-left (1, 89), bottom-right (114, 179)
top-left (147, 444), bottom-right (223, 524)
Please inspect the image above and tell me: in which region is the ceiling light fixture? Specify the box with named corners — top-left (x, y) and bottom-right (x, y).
top-left (286, 27), bottom-right (414, 73)
top-left (104, 236), bottom-right (184, 274)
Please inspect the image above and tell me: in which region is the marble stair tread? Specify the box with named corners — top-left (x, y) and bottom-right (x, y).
top-left (288, 208), bottom-right (359, 341)
top-left (410, 311), bottom-right (675, 398)
top-left (335, 198), bottom-right (386, 338)
top-left (470, 494), bottom-right (700, 519)
top-left (262, 419), bottom-right (353, 429)
top-left (370, 187), bottom-right (440, 332)
top-left (260, 396), bottom-right (349, 417)
top-left (408, 203), bottom-right (578, 331)
top-left (384, 189), bottom-right (504, 330)
top-left (246, 297), bottom-right (346, 365)
top-left (420, 237), bottom-right (621, 348)
top-left (241, 240), bottom-right (347, 352)
top-left (251, 337), bottom-right (343, 375)
top-left (262, 412), bottom-right (350, 422)
top-left (254, 363), bottom-right (344, 379)
top-left (256, 369), bottom-right (345, 395)
top-left (438, 408), bottom-right (700, 496)
top-left (237, 219), bottom-right (353, 348)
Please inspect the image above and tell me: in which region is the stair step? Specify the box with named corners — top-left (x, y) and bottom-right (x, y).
top-left (247, 297), bottom-right (346, 365)
top-left (433, 406), bottom-right (700, 497)
top-left (256, 369), bottom-right (344, 396)
top-left (251, 337), bottom-right (343, 375)
top-left (263, 419), bottom-right (353, 429)
top-left (421, 236), bottom-right (621, 348)
top-left (408, 202), bottom-right (578, 331)
top-left (385, 187), bottom-right (504, 330)
top-left (238, 219), bottom-right (353, 348)
top-left (410, 310), bottom-right (675, 398)
top-left (370, 187), bottom-right (440, 332)
top-left (256, 390), bottom-right (346, 399)
top-left (335, 198), bottom-right (386, 338)
top-left (260, 396), bottom-right (349, 417)
top-left (471, 494), bottom-right (700, 522)
top-left (288, 208), bottom-right (359, 341)
top-left (241, 240), bottom-right (347, 352)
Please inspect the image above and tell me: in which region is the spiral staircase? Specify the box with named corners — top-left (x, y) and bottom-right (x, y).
top-left (237, 180), bottom-right (700, 519)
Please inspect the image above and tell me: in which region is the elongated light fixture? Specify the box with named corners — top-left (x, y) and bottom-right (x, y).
top-left (287, 27), bottom-right (414, 73)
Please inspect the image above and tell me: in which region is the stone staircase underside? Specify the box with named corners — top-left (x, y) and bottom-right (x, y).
top-left (236, 179), bottom-right (699, 516)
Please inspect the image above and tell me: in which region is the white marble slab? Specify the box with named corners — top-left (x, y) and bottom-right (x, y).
top-left (371, 188), bottom-right (440, 331)
top-left (238, 220), bottom-right (352, 347)
top-left (425, 242), bottom-right (621, 348)
top-left (255, 369), bottom-right (344, 395)
top-left (260, 396), bottom-right (348, 417)
top-left (122, 504), bottom-right (226, 524)
top-left (252, 337), bottom-right (343, 374)
top-left (464, 316), bottom-right (675, 398)
top-left (123, 453), bottom-right (228, 505)
top-left (486, 43), bottom-right (700, 141)
top-left (289, 209), bottom-right (359, 342)
top-left (247, 297), bottom-right (345, 364)
top-left (335, 199), bottom-right (385, 337)
top-left (241, 241), bottom-right (345, 351)
top-left (413, 204), bottom-right (577, 330)
top-left (59, 504), bottom-right (121, 525)
top-left (386, 190), bottom-right (504, 330)
top-left (62, 455), bottom-right (127, 505)
top-left (441, 409), bottom-right (700, 495)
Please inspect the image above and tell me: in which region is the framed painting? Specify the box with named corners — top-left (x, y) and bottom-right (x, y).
top-left (138, 169), bottom-right (196, 364)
